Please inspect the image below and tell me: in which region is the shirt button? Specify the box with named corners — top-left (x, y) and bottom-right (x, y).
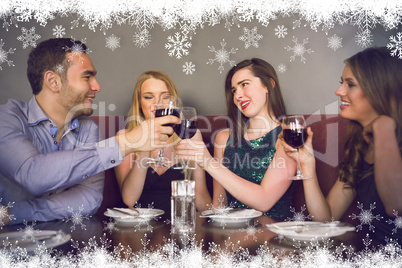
top-left (111, 160), bottom-right (116, 164)
top-left (83, 175), bottom-right (88, 179)
top-left (54, 141), bottom-right (57, 144)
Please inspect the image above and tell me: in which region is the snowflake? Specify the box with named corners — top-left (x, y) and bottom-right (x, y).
top-left (222, 13), bottom-right (241, 31)
top-left (16, 26), bottom-right (41, 49)
top-left (386, 210), bottom-right (402, 235)
top-left (240, 221), bottom-right (262, 241)
top-left (387, 32), bottom-right (402, 59)
top-left (284, 36), bottom-right (314, 64)
top-left (165, 32), bottom-right (192, 59)
top-left (52, 25), bottom-right (65, 38)
top-left (277, 63), bottom-right (287, 74)
top-left (133, 29), bottom-right (151, 48)
top-left (105, 34), bottom-right (120, 51)
top-left (0, 198), bottom-right (14, 227)
top-left (1, 13), bottom-right (18, 31)
top-left (103, 219), bottom-right (118, 234)
top-left (327, 34), bottom-right (342, 51)
top-left (239, 27), bottom-right (263, 49)
top-left (126, 9), bottom-right (157, 32)
top-left (349, 202), bottom-right (383, 232)
top-left (134, 217), bottom-right (155, 233)
top-left (169, 215), bottom-right (192, 234)
top-left (286, 205), bottom-right (312, 222)
top-left (63, 205), bottom-right (91, 231)
top-left (179, 20), bottom-right (197, 40)
top-left (381, 11), bottom-right (400, 31)
top-left (207, 39), bottom-right (238, 74)
top-left (349, 9), bottom-right (378, 32)
top-left (362, 233), bottom-right (372, 251)
top-left (51, 230), bottom-right (67, 243)
top-left (255, 9), bottom-right (277, 27)
top-left (70, 19), bottom-right (79, 30)
top-left (0, 41), bottom-right (15, 71)
top-left (63, 38), bottom-right (90, 63)
top-left (274, 25), bottom-right (287, 38)
top-left (183, 61), bottom-right (195, 75)
top-left (292, 19), bottom-right (302, 29)
top-left (18, 220), bottom-right (40, 241)
top-left (54, 63), bottom-right (65, 74)
top-left (130, 203), bottom-right (159, 233)
top-left (238, 8), bottom-right (255, 22)
top-left (354, 29), bottom-right (373, 48)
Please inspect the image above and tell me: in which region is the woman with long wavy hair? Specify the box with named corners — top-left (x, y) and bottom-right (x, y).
top-left (176, 58), bottom-right (297, 219)
top-left (281, 47), bottom-right (402, 243)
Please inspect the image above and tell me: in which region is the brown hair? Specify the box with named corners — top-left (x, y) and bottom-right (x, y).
top-left (27, 38), bottom-right (87, 95)
top-left (224, 58), bottom-right (286, 145)
top-left (339, 47), bottom-right (402, 189)
top-left (126, 70), bottom-right (179, 131)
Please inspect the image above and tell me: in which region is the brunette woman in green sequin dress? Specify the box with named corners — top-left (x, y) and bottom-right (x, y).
top-left (176, 58), bottom-right (297, 219)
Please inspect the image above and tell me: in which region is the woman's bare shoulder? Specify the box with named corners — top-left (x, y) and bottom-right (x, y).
top-left (215, 128), bottom-right (230, 144)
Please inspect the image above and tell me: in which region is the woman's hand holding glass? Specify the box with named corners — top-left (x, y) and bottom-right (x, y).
top-left (280, 115), bottom-right (313, 180)
top-left (174, 107), bottom-right (198, 176)
top-left (175, 130), bottom-right (213, 170)
top-left (146, 94), bottom-right (181, 167)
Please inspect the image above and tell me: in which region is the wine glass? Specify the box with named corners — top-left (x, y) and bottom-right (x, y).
top-left (146, 94), bottom-right (181, 167)
top-left (174, 107), bottom-right (198, 178)
top-left (282, 115), bottom-right (311, 180)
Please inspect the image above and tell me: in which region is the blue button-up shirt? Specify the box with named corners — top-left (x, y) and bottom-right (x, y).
top-left (0, 97), bottom-right (122, 224)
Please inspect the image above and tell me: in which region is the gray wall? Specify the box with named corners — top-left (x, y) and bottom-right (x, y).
top-left (0, 10), bottom-right (398, 117)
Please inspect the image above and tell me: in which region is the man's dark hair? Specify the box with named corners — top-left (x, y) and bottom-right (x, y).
top-left (27, 38), bottom-right (88, 95)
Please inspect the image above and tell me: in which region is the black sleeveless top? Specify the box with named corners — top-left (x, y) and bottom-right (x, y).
top-left (137, 165), bottom-right (184, 217)
top-left (355, 161), bottom-right (402, 244)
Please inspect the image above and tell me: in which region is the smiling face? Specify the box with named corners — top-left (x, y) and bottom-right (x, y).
top-left (58, 53), bottom-right (100, 118)
top-left (230, 67), bottom-right (269, 118)
top-left (335, 65), bottom-right (379, 127)
top-left (140, 77), bottom-right (170, 120)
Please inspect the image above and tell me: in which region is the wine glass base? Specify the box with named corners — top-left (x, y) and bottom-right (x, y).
top-left (173, 166), bottom-right (196, 170)
top-left (289, 175), bottom-right (312, 180)
top-left (146, 157), bottom-right (171, 168)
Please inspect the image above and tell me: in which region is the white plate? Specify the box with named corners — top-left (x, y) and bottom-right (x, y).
top-left (104, 208), bottom-right (165, 223)
top-left (201, 209), bottom-right (262, 224)
top-left (266, 221), bottom-right (355, 241)
top-left (0, 230), bottom-right (71, 252)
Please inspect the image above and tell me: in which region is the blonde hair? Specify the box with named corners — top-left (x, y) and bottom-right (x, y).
top-left (126, 70), bottom-right (179, 131)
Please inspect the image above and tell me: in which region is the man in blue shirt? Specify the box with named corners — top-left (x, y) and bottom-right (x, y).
top-left (0, 38), bottom-right (179, 225)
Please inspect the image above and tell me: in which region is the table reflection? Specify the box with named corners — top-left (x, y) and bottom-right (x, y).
top-left (0, 211), bottom-right (387, 266)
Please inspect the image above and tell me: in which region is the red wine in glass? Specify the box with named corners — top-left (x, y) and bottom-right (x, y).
top-left (174, 107), bottom-right (197, 171)
top-left (282, 115), bottom-right (311, 180)
top-left (283, 128), bottom-right (307, 148)
top-left (147, 95), bottom-right (181, 167)
top-left (174, 120), bottom-right (198, 139)
top-left (155, 108), bottom-right (181, 134)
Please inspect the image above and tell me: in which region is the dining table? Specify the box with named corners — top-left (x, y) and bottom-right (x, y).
top-left (0, 210), bottom-right (388, 266)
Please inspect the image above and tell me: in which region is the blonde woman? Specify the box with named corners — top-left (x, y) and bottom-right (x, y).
top-left (115, 70), bottom-right (211, 215)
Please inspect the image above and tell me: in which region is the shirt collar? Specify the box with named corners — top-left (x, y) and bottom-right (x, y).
top-left (27, 96), bottom-right (80, 131)
top-left (27, 96), bottom-right (49, 126)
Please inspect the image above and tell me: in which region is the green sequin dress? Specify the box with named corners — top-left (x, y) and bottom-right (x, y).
top-left (223, 125), bottom-right (294, 219)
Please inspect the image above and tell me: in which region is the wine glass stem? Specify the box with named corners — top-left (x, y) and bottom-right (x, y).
top-left (157, 148), bottom-right (164, 158)
top-left (296, 149), bottom-right (303, 177)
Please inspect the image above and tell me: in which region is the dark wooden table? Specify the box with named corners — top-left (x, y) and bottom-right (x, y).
top-left (0, 212), bottom-right (380, 266)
